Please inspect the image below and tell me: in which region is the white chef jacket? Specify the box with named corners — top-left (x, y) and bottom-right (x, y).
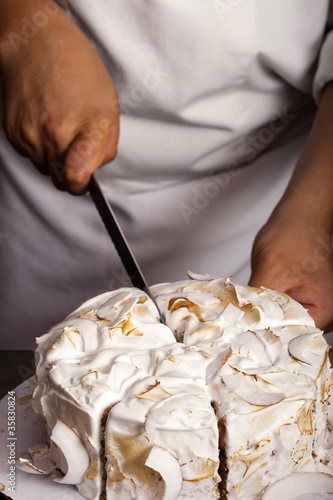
top-left (0, 0), bottom-right (333, 349)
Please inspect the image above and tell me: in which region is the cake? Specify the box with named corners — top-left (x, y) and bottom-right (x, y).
top-left (21, 275), bottom-right (333, 499)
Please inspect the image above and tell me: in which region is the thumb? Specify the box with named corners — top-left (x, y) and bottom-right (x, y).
top-left (248, 263), bottom-right (284, 290)
top-left (248, 258), bottom-right (297, 294)
top-left (63, 127), bottom-right (111, 195)
top-left (249, 261), bottom-right (316, 316)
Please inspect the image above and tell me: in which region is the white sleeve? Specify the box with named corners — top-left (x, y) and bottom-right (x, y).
top-left (313, 0), bottom-right (333, 103)
top-left (313, 29), bottom-right (333, 103)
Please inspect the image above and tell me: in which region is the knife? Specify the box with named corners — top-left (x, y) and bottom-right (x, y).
top-left (88, 174), bottom-right (164, 322)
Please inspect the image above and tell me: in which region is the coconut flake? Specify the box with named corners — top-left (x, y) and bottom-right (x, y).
top-left (145, 446), bottom-right (182, 500)
top-left (98, 296), bottom-right (138, 323)
top-left (50, 420), bottom-right (90, 484)
top-left (18, 457), bottom-right (54, 475)
top-left (222, 330), bottom-right (271, 366)
top-left (206, 348), bottom-right (232, 383)
top-left (220, 303), bottom-right (244, 327)
top-left (228, 355), bottom-right (276, 375)
top-left (17, 444), bottom-right (56, 475)
top-left (288, 332), bottom-right (327, 366)
top-left (222, 372), bottom-right (285, 406)
top-left (261, 472), bottom-right (333, 499)
top-left (187, 270), bottom-right (216, 281)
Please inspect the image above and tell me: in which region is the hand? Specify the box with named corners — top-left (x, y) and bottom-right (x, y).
top-left (249, 214), bottom-right (333, 332)
top-left (0, 1), bottom-right (119, 194)
top-left (249, 79), bottom-right (333, 333)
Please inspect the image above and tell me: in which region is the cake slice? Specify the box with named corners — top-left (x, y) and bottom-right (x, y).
top-left (32, 288), bottom-right (176, 500)
top-left (105, 344), bottom-right (220, 499)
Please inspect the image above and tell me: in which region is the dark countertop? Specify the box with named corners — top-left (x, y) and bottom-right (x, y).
top-left (0, 351), bottom-right (35, 401)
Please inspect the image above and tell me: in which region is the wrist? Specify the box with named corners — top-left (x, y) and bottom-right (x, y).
top-left (268, 195), bottom-right (333, 237)
top-left (273, 149), bottom-right (333, 234)
top-left (273, 82), bottom-right (333, 236)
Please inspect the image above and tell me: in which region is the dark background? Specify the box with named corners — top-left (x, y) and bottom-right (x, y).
top-left (0, 351), bottom-right (35, 400)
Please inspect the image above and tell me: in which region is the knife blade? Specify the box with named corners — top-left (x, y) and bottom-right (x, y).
top-left (88, 174), bottom-right (164, 321)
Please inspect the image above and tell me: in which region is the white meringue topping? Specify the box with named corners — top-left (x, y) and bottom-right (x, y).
top-left (27, 275), bottom-right (332, 500)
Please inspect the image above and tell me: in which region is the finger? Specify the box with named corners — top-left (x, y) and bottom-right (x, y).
top-left (48, 155), bottom-right (67, 190)
top-left (6, 114), bottom-right (57, 179)
top-left (4, 115), bottom-right (48, 174)
top-left (248, 267), bottom-right (288, 292)
top-left (285, 285), bottom-right (333, 332)
top-left (62, 125), bottom-right (117, 195)
top-left (249, 251), bottom-right (305, 293)
top-left (250, 268), bottom-right (333, 331)
top-left (249, 262), bottom-right (314, 312)
top-left (99, 117), bottom-right (119, 166)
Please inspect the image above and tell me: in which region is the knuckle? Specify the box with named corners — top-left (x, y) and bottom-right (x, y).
top-left (42, 116), bottom-right (68, 146)
top-left (73, 137), bottom-right (98, 160)
top-left (99, 117), bottom-right (113, 133)
top-left (104, 121), bottom-right (119, 163)
top-left (19, 119), bottom-right (36, 146)
top-left (4, 118), bottom-right (32, 159)
top-left (106, 141), bottom-right (118, 162)
top-left (3, 118), bottom-right (16, 146)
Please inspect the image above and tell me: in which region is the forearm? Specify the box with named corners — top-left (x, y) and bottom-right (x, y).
top-left (271, 82), bottom-right (333, 233)
top-left (249, 84), bottom-right (333, 330)
top-left (0, 0), bottom-right (63, 65)
top-left (0, 0), bottom-right (38, 34)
